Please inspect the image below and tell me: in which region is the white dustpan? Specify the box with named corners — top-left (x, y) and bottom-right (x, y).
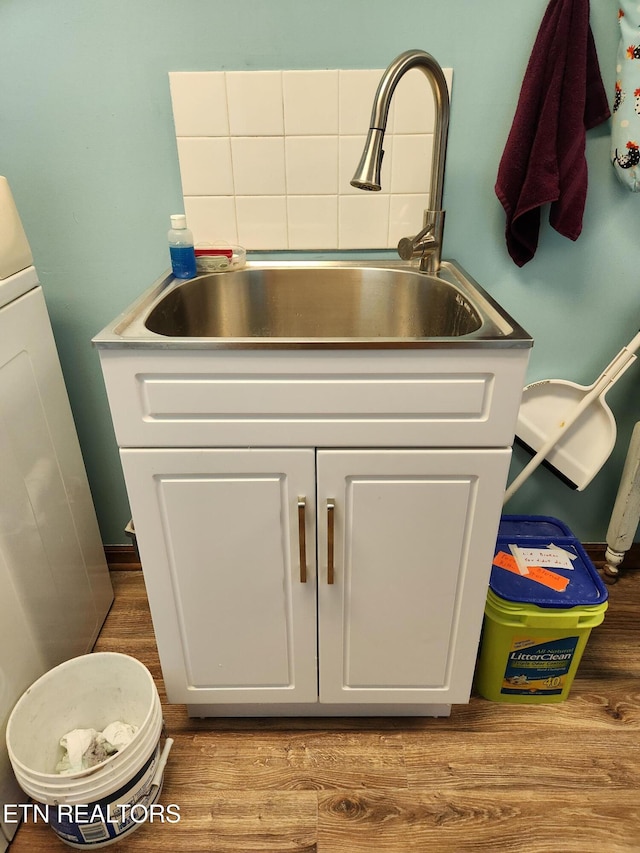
top-left (504, 330), bottom-right (640, 503)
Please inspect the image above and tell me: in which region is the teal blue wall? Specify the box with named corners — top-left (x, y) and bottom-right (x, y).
top-left (1, 1), bottom-right (636, 543)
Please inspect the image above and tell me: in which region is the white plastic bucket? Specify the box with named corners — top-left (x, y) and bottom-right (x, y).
top-left (6, 652), bottom-right (172, 848)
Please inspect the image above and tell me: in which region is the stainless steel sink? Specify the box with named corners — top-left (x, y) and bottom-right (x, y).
top-left (146, 267), bottom-right (482, 339)
top-left (95, 260), bottom-right (532, 350)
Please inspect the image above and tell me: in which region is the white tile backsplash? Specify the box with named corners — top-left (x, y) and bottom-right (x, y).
top-left (287, 196), bottom-right (338, 249)
top-left (283, 71), bottom-right (339, 135)
top-left (339, 194), bottom-right (390, 249)
top-left (225, 71), bottom-right (284, 136)
top-left (169, 67), bottom-right (452, 250)
top-left (338, 69), bottom-right (389, 135)
top-left (177, 137), bottom-right (234, 196)
top-left (388, 194), bottom-right (430, 245)
top-left (285, 136), bottom-right (339, 195)
top-left (184, 196), bottom-right (238, 245)
top-left (169, 72), bottom-right (229, 137)
top-left (389, 134), bottom-right (434, 195)
top-left (392, 66), bottom-right (454, 134)
top-left (231, 137), bottom-right (286, 196)
top-left (236, 196), bottom-right (288, 249)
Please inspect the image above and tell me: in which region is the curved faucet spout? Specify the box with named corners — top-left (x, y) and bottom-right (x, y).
top-left (350, 49), bottom-right (450, 272)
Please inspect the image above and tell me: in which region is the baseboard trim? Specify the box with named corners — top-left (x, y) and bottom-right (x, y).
top-left (584, 542), bottom-right (640, 572)
top-left (104, 542), bottom-right (640, 573)
top-left (104, 545), bottom-right (141, 571)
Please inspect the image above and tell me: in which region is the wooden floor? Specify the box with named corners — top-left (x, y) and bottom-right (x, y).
top-left (10, 564), bottom-right (640, 853)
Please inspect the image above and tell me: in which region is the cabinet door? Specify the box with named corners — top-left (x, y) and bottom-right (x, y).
top-left (120, 448), bottom-right (317, 704)
top-left (317, 448), bottom-right (511, 704)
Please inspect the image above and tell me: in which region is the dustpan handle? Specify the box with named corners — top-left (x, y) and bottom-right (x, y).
top-left (150, 738), bottom-right (174, 789)
top-left (595, 329), bottom-right (640, 385)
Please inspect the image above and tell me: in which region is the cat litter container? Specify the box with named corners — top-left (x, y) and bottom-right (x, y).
top-left (476, 516), bottom-right (608, 703)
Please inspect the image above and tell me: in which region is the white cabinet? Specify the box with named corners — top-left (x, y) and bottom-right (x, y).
top-left (97, 342), bottom-right (530, 716)
top-left (120, 445), bottom-right (511, 716)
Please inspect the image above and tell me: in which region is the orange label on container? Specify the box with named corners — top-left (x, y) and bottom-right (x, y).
top-left (493, 552), bottom-right (570, 593)
top-left (493, 551), bottom-right (521, 571)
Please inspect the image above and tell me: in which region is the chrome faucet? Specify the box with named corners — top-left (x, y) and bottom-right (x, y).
top-left (351, 49), bottom-right (450, 273)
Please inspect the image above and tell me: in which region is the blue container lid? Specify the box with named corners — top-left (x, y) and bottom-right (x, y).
top-left (491, 517), bottom-right (608, 608)
top-left (498, 514), bottom-right (573, 539)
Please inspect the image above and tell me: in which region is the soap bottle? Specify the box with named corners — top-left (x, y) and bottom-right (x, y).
top-left (168, 214), bottom-right (197, 279)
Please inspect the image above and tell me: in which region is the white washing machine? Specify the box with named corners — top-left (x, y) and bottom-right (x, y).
top-left (0, 178), bottom-right (113, 849)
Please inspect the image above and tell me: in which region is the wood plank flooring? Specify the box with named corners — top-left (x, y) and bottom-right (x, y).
top-left (10, 566), bottom-right (640, 852)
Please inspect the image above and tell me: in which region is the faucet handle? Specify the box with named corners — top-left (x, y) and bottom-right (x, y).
top-left (397, 224), bottom-right (434, 261)
top-left (397, 210), bottom-right (445, 272)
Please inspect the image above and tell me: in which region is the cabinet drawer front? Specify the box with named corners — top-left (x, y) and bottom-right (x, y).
top-left (99, 349), bottom-right (529, 447)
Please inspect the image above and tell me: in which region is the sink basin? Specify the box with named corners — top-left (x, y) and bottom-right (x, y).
top-left (145, 267), bottom-right (482, 339)
top-left (95, 260), bottom-right (532, 350)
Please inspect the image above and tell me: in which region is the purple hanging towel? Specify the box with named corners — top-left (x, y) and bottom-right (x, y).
top-left (495, 0), bottom-right (610, 267)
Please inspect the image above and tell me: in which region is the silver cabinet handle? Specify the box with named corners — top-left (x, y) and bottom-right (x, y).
top-left (297, 497), bottom-right (307, 583)
top-left (327, 499), bottom-right (335, 584)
